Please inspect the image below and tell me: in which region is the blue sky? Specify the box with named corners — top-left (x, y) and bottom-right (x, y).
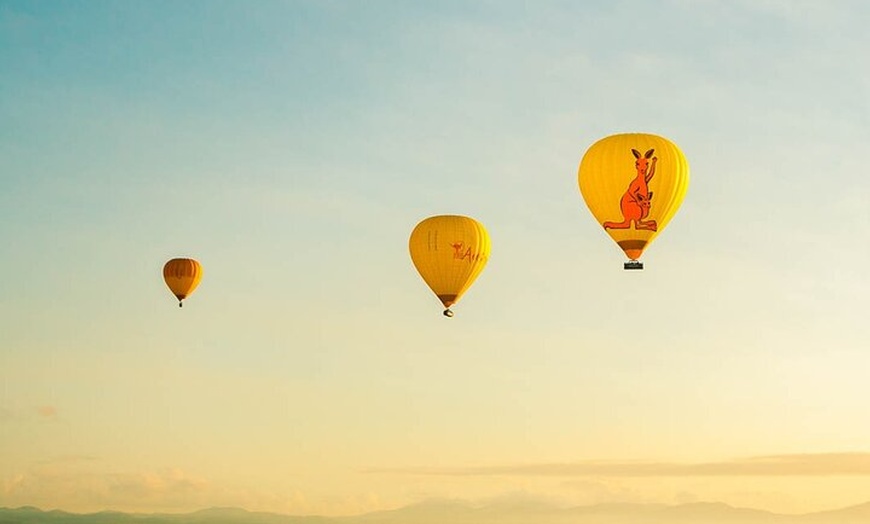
top-left (2, 0), bottom-right (870, 516)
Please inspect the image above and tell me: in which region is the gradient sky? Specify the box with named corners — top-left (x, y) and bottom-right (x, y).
top-left (2, 0), bottom-right (870, 517)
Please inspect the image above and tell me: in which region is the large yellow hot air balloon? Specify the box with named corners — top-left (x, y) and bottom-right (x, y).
top-left (578, 133), bottom-right (689, 269)
top-left (163, 258), bottom-right (203, 307)
top-left (409, 215), bottom-right (491, 317)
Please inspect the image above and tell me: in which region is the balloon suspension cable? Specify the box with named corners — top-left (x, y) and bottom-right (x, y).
top-left (443, 309), bottom-right (454, 318)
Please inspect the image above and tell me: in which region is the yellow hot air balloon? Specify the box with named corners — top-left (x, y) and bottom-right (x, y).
top-left (409, 215), bottom-right (491, 317)
top-left (578, 133), bottom-right (689, 269)
top-left (163, 258), bottom-right (203, 307)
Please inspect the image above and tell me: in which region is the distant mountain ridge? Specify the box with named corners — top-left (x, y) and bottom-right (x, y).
top-left (2, 500), bottom-right (870, 524)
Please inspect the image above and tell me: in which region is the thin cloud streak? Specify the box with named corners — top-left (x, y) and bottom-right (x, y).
top-left (36, 405), bottom-right (57, 418)
top-left (368, 453), bottom-right (870, 477)
top-left (34, 455), bottom-right (100, 466)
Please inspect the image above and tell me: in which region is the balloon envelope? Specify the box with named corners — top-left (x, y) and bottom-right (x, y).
top-left (409, 215), bottom-right (490, 316)
top-left (578, 133), bottom-right (689, 267)
top-left (163, 258), bottom-right (203, 306)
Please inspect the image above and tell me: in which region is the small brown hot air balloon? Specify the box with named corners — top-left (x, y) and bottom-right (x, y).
top-left (163, 258), bottom-right (203, 307)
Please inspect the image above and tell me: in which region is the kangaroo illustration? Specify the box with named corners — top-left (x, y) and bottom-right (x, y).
top-left (603, 148), bottom-right (658, 231)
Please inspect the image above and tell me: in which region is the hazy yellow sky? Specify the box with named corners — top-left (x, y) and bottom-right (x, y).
top-left (2, 0), bottom-right (870, 517)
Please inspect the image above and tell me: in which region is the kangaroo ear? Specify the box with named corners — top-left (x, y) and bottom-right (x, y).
top-left (631, 149), bottom-right (641, 159)
top-left (645, 148), bottom-right (654, 159)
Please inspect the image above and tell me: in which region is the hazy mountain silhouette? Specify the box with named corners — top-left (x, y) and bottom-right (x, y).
top-left (0, 506), bottom-right (327, 524)
top-left (800, 501), bottom-right (870, 523)
top-left (3, 500), bottom-right (870, 524)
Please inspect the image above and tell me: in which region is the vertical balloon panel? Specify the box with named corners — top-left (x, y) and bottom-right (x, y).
top-left (409, 215), bottom-right (490, 317)
top-left (578, 133), bottom-right (689, 267)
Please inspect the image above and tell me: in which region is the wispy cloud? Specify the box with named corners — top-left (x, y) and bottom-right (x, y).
top-left (36, 405), bottom-right (57, 418)
top-left (0, 463), bottom-right (314, 515)
top-left (367, 453), bottom-right (870, 477)
top-left (34, 455), bottom-right (100, 466)
top-left (0, 405), bottom-right (61, 422)
top-left (0, 466), bottom-right (210, 512)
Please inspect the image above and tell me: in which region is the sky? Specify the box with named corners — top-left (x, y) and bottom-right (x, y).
top-left (2, 0), bottom-right (870, 517)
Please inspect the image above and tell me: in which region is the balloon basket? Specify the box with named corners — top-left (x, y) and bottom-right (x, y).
top-left (624, 260), bottom-right (643, 270)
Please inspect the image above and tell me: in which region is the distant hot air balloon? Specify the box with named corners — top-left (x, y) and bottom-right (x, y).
top-left (163, 258), bottom-right (203, 307)
top-left (578, 133), bottom-right (689, 269)
top-left (409, 215), bottom-right (491, 317)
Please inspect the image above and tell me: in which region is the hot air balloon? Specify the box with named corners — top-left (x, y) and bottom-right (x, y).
top-left (163, 258), bottom-right (203, 307)
top-left (578, 133), bottom-right (689, 269)
top-left (409, 215), bottom-right (490, 317)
